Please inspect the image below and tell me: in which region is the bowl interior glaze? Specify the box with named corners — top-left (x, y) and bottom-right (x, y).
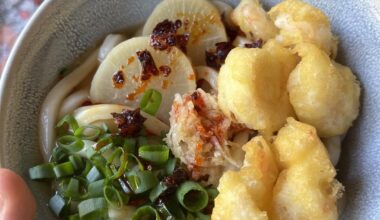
top-left (0, 0), bottom-right (379, 219)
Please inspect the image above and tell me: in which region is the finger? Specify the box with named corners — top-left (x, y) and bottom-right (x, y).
top-left (0, 169), bottom-right (36, 220)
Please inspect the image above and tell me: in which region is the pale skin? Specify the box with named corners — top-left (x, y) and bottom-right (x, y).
top-left (0, 169), bottom-right (36, 220)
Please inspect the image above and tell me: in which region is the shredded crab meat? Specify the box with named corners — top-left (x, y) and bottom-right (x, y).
top-left (166, 89), bottom-right (247, 185)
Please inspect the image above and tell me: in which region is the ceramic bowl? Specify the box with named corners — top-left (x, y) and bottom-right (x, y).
top-left (0, 0), bottom-right (379, 219)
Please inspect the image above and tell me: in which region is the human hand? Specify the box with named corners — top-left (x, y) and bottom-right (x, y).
top-left (0, 169), bottom-right (36, 220)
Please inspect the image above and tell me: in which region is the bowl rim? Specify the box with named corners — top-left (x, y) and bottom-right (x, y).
top-left (0, 0), bottom-right (55, 167)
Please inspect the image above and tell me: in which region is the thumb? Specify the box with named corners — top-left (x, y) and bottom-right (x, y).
top-left (0, 169), bottom-right (36, 220)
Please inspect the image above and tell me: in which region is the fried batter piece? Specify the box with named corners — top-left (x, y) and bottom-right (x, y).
top-left (271, 118), bottom-right (343, 220)
top-left (287, 43), bottom-right (360, 137)
top-left (218, 41), bottom-right (298, 136)
top-left (269, 0), bottom-right (338, 57)
top-left (212, 136), bottom-right (278, 220)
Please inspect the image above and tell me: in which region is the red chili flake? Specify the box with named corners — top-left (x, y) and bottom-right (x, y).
top-left (136, 50), bottom-right (159, 81)
top-left (159, 65), bottom-right (171, 77)
top-left (244, 39), bottom-right (263, 48)
top-left (205, 41), bottom-right (234, 70)
top-left (112, 70), bottom-right (125, 88)
top-left (111, 108), bottom-right (146, 137)
top-left (150, 19), bottom-right (189, 52)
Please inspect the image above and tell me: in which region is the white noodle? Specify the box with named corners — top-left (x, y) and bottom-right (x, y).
top-left (323, 135), bottom-right (343, 166)
top-left (211, 0), bottom-right (236, 30)
top-left (194, 66), bottom-right (219, 90)
top-left (58, 88), bottom-right (90, 119)
top-left (73, 104), bottom-right (169, 136)
top-left (98, 34), bottom-right (127, 62)
top-left (39, 49), bottom-right (99, 161)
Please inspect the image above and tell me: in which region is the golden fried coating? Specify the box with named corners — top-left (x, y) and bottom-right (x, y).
top-left (212, 136), bottom-right (278, 220)
top-left (218, 41), bottom-right (297, 135)
top-left (232, 0), bottom-right (278, 41)
top-left (287, 43), bottom-right (360, 137)
top-left (271, 118), bottom-right (343, 220)
top-left (269, 0), bottom-right (338, 57)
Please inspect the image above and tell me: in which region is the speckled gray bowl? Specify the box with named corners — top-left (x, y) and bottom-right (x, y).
top-left (0, 0), bottom-right (379, 219)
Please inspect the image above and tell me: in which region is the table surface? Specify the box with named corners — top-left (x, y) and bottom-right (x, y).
top-left (0, 0), bottom-right (42, 74)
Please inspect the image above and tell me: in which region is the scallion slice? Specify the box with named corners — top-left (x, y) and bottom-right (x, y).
top-left (165, 158), bottom-right (177, 175)
top-left (49, 194), bottom-right (66, 217)
top-left (107, 147), bottom-right (128, 180)
top-left (78, 197), bottom-right (108, 219)
top-left (74, 125), bottom-right (102, 141)
top-left (64, 178), bottom-right (80, 198)
top-left (57, 135), bottom-right (84, 153)
top-left (103, 185), bottom-right (123, 208)
top-left (140, 89), bottom-right (162, 115)
top-left (54, 161), bottom-right (75, 178)
top-left (69, 155), bottom-right (84, 171)
top-left (124, 137), bottom-right (137, 154)
top-left (57, 114), bottom-right (79, 132)
top-left (29, 163), bottom-right (55, 180)
top-left (156, 198), bottom-right (185, 220)
top-left (132, 205), bottom-right (161, 220)
top-left (138, 144), bottom-right (169, 165)
top-left (87, 179), bottom-right (106, 198)
top-left (68, 214), bottom-right (80, 220)
top-left (176, 181), bottom-right (209, 212)
top-left (126, 170), bottom-right (158, 194)
top-left (86, 166), bottom-right (103, 183)
top-left (149, 181), bottom-right (168, 202)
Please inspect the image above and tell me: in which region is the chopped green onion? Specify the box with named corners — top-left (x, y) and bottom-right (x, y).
top-left (156, 198), bottom-right (185, 220)
top-left (132, 205), bottom-right (161, 220)
top-left (78, 197), bottom-right (108, 219)
top-left (165, 158), bottom-right (177, 175)
top-left (87, 179), bottom-right (106, 198)
top-left (81, 160), bottom-right (93, 177)
top-left (140, 89), bottom-right (162, 115)
top-left (126, 170), bottom-right (158, 194)
top-left (64, 178), bottom-right (80, 198)
top-left (101, 122), bottom-right (110, 133)
top-left (138, 145), bottom-right (169, 165)
top-left (51, 146), bottom-right (69, 163)
top-left (206, 187), bottom-right (219, 200)
top-left (49, 194), bottom-right (66, 217)
top-left (86, 166), bottom-right (103, 183)
top-left (57, 135), bottom-right (84, 153)
top-left (56, 114), bottom-right (79, 132)
top-left (128, 154), bottom-right (145, 171)
top-left (68, 213), bottom-right (80, 220)
top-left (186, 213), bottom-right (196, 220)
top-left (29, 163), bottom-right (55, 180)
top-left (107, 147), bottom-right (128, 180)
top-left (195, 212), bottom-right (211, 220)
top-left (176, 181), bottom-right (209, 212)
top-left (54, 161), bottom-right (75, 178)
top-left (103, 185), bottom-right (123, 208)
top-left (96, 136), bottom-right (113, 151)
top-left (137, 136), bottom-right (148, 146)
top-left (124, 137), bottom-right (137, 154)
top-left (74, 125), bottom-right (102, 141)
top-left (149, 181), bottom-right (168, 202)
top-left (69, 155), bottom-right (84, 171)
